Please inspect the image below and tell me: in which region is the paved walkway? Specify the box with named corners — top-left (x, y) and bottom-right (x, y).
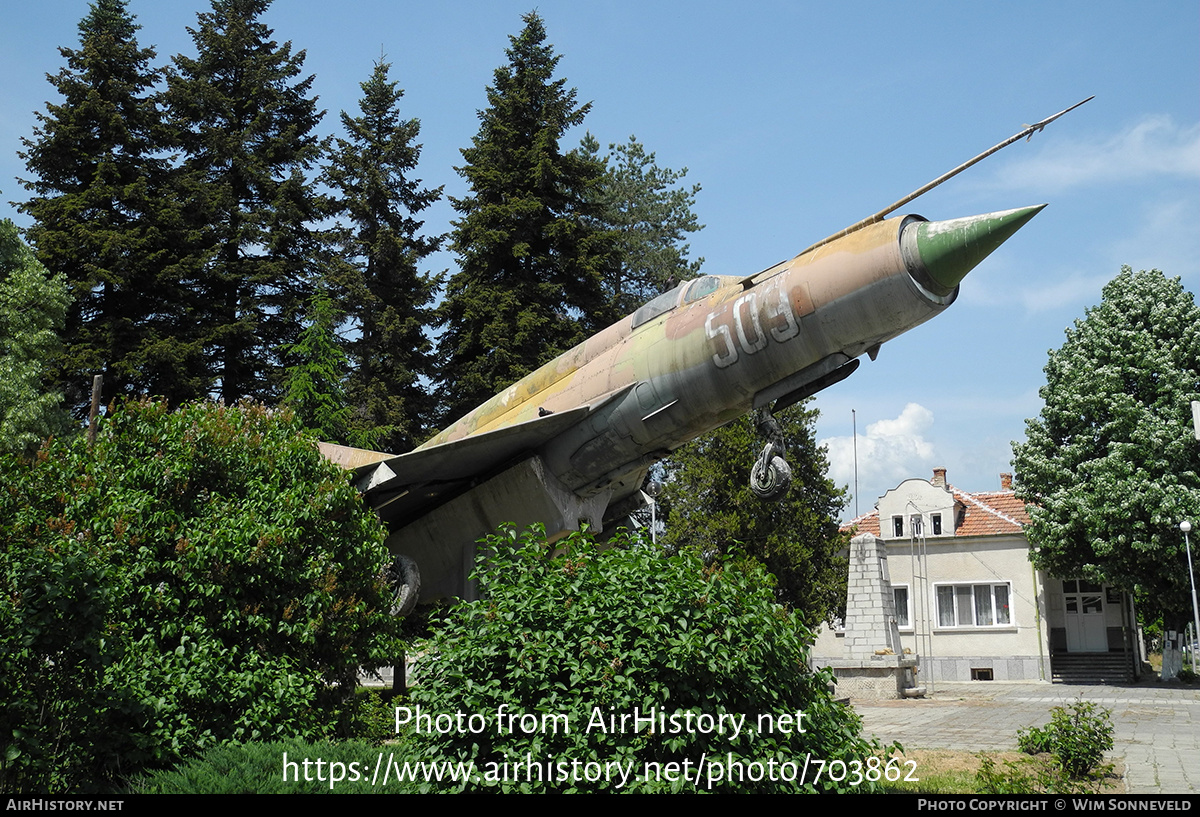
top-left (851, 680), bottom-right (1200, 794)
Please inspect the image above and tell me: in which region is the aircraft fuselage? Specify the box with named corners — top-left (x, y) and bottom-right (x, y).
top-left (419, 208), bottom-right (1039, 514)
top-left (321, 204), bottom-right (1043, 600)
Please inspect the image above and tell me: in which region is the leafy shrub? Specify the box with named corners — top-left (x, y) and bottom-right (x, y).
top-left (975, 755), bottom-right (1038, 794)
top-left (344, 689), bottom-right (403, 745)
top-left (130, 694), bottom-right (402, 793)
top-left (1, 399), bottom-right (402, 792)
top-left (1016, 724), bottom-right (1054, 756)
top-left (404, 525), bottom-right (891, 793)
top-left (130, 738), bottom-right (387, 794)
top-left (975, 754), bottom-right (1085, 795)
top-left (1017, 699), bottom-right (1114, 779)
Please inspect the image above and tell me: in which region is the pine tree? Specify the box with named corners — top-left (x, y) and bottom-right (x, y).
top-left (657, 403), bottom-right (850, 624)
top-left (322, 59), bottom-right (442, 453)
top-left (166, 0), bottom-right (326, 403)
top-left (580, 135), bottom-right (705, 320)
top-left (0, 221), bottom-right (71, 456)
top-left (436, 12), bottom-right (616, 424)
top-left (17, 0), bottom-right (196, 411)
top-left (281, 288), bottom-right (351, 445)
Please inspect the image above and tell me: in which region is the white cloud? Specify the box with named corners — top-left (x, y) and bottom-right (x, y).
top-left (819, 402), bottom-right (936, 492)
top-left (987, 115), bottom-right (1200, 194)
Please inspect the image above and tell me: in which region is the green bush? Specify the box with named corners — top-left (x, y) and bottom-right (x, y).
top-left (403, 525), bottom-right (891, 793)
top-left (121, 691), bottom-right (396, 793)
top-left (974, 754), bottom-right (1098, 795)
top-left (975, 755), bottom-right (1038, 794)
top-left (1015, 724), bottom-right (1054, 756)
top-left (344, 689), bottom-right (403, 745)
top-left (130, 738), bottom-right (386, 794)
top-left (1017, 699), bottom-right (1114, 779)
top-left (1, 399), bottom-right (402, 792)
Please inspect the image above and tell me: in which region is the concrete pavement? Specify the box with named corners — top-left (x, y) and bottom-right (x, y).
top-left (851, 680), bottom-right (1199, 793)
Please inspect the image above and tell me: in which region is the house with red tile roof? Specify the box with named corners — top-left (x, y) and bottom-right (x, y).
top-left (811, 468), bottom-right (1141, 684)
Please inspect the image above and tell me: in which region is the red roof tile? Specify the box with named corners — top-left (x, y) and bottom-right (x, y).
top-left (844, 509), bottom-right (881, 537)
top-left (841, 484), bottom-right (1032, 538)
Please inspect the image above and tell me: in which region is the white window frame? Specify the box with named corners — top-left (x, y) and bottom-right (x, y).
top-left (892, 584), bottom-right (911, 630)
top-left (933, 582), bottom-right (1013, 629)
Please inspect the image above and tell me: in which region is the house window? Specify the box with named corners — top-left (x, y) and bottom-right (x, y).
top-left (893, 516), bottom-right (904, 537)
top-left (935, 583), bottom-right (1012, 627)
top-left (931, 513), bottom-right (942, 535)
top-left (893, 586), bottom-right (910, 629)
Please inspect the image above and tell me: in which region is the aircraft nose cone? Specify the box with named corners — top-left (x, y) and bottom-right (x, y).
top-left (904, 205), bottom-right (1046, 296)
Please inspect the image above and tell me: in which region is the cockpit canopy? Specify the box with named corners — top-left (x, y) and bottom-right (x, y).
top-left (630, 275), bottom-right (727, 329)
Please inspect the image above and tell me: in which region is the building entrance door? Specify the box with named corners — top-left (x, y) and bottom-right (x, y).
top-left (1063, 579), bottom-right (1107, 652)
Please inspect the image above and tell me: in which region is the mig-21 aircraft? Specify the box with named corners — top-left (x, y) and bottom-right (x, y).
top-left (322, 98), bottom-right (1092, 605)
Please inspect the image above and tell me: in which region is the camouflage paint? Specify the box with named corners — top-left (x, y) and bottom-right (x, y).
top-left (421, 206), bottom-right (1044, 505)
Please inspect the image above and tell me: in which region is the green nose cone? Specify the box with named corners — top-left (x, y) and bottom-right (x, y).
top-left (909, 205), bottom-right (1046, 295)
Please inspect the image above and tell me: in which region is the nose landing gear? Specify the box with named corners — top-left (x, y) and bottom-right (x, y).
top-left (749, 410), bottom-right (791, 502)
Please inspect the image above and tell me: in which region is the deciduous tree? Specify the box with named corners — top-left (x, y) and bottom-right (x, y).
top-left (406, 525), bottom-right (887, 793)
top-left (0, 221), bottom-right (71, 457)
top-left (0, 399), bottom-right (401, 792)
top-left (1012, 267), bottom-right (1200, 678)
top-left (436, 12), bottom-right (616, 424)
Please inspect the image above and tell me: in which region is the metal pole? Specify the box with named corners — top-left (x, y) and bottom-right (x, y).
top-left (852, 409), bottom-right (859, 519)
top-left (906, 500), bottom-right (933, 694)
top-left (1181, 521), bottom-right (1200, 674)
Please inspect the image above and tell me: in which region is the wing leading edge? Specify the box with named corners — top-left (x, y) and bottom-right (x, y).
top-left (320, 385), bottom-right (635, 525)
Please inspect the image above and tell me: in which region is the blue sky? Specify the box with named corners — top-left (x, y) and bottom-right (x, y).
top-left (2, 1), bottom-right (1197, 517)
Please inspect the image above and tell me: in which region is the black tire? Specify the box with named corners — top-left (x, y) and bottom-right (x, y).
top-left (386, 554), bottom-right (421, 617)
top-left (750, 455), bottom-right (792, 501)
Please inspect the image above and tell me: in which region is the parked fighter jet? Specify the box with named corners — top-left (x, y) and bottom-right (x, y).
top-left (322, 98), bottom-right (1091, 603)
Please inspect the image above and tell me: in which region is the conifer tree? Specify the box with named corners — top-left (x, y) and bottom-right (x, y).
top-left (658, 403), bottom-right (850, 624)
top-left (322, 59), bottom-right (442, 452)
top-left (166, 0), bottom-right (326, 403)
top-left (436, 12), bottom-right (616, 424)
top-left (282, 288), bottom-right (352, 445)
top-left (580, 135), bottom-right (705, 320)
top-left (18, 0), bottom-right (195, 411)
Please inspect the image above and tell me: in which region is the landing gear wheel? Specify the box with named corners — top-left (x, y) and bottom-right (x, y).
top-left (750, 442), bottom-right (792, 501)
top-left (385, 554), bottom-right (421, 617)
